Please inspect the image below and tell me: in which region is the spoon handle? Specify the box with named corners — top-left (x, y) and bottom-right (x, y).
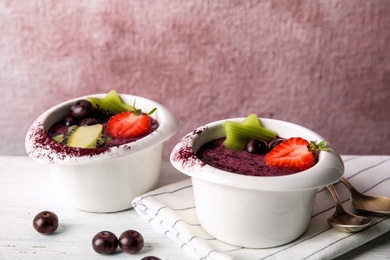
top-left (326, 185), bottom-right (344, 211)
top-left (340, 177), bottom-right (356, 191)
top-left (340, 177), bottom-right (361, 197)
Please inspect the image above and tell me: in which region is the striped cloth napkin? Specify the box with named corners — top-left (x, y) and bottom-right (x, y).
top-left (132, 156), bottom-right (390, 259)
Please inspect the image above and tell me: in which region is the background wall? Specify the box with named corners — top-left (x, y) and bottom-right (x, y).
top-left (1, 0), bottom-right (389, 159)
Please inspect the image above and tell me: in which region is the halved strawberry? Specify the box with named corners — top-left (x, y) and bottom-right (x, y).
top-left (264, 137), bottom-right (330, 172)
top-left (106, 111), bottom-right (151, 139)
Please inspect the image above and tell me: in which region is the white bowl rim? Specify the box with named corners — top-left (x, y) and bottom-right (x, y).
top-left (25, 93), bottom-right (179, 165)
top-left (170, 117), bottom-right (344, 192)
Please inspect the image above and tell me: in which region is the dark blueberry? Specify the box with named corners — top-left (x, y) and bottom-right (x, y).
top-left (92, 231), bottom-right (119, 255)
top-left (33, 211), bottom-right (59, 234)
top-left (244, 139), bottom-right (269, 154)
top-left (47, 123), bottom-right (67, 137)
top-left (79, 118), bottom-right (99, 126)
top-left (268, 137), bottom-right (286, 150)
top-left (70, 99), bottom-right (93, 119)
top-left (141, 257), bottom-right (161, 260)
top-left (64, 116), bottom-right (77, 126)
top-left (119, 230), bottom-right (144, 254)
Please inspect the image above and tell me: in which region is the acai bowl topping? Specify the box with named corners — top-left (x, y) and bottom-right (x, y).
top-left (26, 90), bottom-right (161, 163)
top-left (196, 113), bottom-right (330, 176)
top-left (47, 90), bottom-right (158, 149)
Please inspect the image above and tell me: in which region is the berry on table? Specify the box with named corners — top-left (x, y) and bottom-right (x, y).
top-left (32, 211), bottom-right (59, 235)
top-left (119, 229), bottom-right (144, 254)
top-left (92, 231), bottom-right (119, 255)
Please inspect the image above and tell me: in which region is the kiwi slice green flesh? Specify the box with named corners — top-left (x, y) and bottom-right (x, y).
top-left (87, 89), bottom-right (134, 114)
top-left (66, 124), bottom-right (103, 148)
top-left (51, 134), bottom-right (64, 143)
top-left (223, 113), bottom-right (278, 150)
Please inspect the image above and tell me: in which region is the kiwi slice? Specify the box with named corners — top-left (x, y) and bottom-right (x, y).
top-left (51, 134), bottom-right (64, 143)
top-left (66, 124), bottom-right (104, 148)
top-left (223, 113), bottom-right (278, 150)
top-left (86, 90), bottom-right (134, 115)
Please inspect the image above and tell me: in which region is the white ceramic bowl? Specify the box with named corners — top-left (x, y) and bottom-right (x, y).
top-left (170, 118), bottom-right (344, 248)
top-left (26, 93), bottom-right (179, 213)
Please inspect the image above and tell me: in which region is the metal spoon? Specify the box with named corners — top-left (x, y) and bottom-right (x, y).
top-left (340, 177), bottom-right (390, 215)
top-left (326, 184), bottom-right (372, 232)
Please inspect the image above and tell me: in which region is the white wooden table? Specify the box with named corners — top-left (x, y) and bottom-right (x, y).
top-left (0, 156), bottom-right (389, 259)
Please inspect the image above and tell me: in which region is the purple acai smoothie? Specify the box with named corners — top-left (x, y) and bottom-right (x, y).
top-left (196, 138), bottom-right (296, 177)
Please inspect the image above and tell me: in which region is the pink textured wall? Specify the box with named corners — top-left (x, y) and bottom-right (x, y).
top-left (1, 1), bottom-right (389, 158)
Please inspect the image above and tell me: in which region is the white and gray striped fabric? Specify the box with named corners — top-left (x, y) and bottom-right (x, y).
top-left (132, 156), bottom-right (390, 260)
